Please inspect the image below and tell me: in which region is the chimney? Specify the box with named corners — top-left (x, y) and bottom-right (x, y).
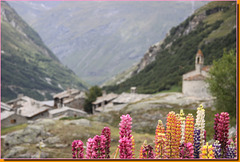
top-left (102, 90), bottom-right (107, 97)
top-left (17, 94), bottom-right (24, 99)
top-left (131, 87), bottom-right (136, 94)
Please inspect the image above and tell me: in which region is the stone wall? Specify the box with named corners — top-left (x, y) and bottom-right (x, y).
top-left (2, 114), bottom-right (27, 128)
top-left (182, 80), bottom-right (211, 98)
top-left (65, 98), bottom-right (85, 110)
top-left (27, 111), bottom-right (49, 121)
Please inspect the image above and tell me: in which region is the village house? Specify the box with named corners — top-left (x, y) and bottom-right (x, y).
top-left (53, 89), bottom-right (86, 110)
top-left (182, 49), bottom-right (212, 98)
top-left (92, 92), bottom-right (118, 112)
top-left (6, 95), bottom-right (51, 120)
top-left (49, 106), bottom-right (87, 118)
top-left (1, 111), bottom-right (28, 128)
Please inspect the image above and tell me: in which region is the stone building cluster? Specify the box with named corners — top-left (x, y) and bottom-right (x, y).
top-left (1, 89), bottom-right (86, 128)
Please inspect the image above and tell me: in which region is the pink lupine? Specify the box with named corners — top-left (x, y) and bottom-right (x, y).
top-left (101, 127), bottom-right (111, 158)
top-left (92, 135), bottom-right (107, 159)
top-left (180, 142), bottom-right (194, 159)
top-left (72, 140), bottom-right (84, 158)
top-left (119, 114), bottom-right (133, 159)
top-left (86, 138), bottom-right (94, 159)
top-left (214, 112), bottom-right (230, 158)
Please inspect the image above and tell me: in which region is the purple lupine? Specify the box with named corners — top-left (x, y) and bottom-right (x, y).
top-left (194, 128), bottom-right (201, 158)
top-left (215, 112), bottom-right (230, 158)
top-left (213, 140), bottom-right (221, 158)
top-left (119, 114), bottom-right (133, 159)
top-left (226, 139), bottom-right (236, 159)
top-left (213, 113), bottom-right (220, 140)
top-left (72, 140), bottom-right (84, 158)
top-left (142, 145), bottom-right (155, 159)
top-left (86, 138), bottom-right (94, 159)
top-left (180, 142), bottom-right (194, 159)
top-left (92, 135), bottom-right (107, 159)
top-left (101, 127), bottom-right (111, 158)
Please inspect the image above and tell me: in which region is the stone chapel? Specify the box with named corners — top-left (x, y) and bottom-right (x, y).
top-left (182, 49), bottom-right (212, 98)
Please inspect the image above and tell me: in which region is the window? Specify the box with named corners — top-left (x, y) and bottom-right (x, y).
top-left (197, 57), bottom-right (200, 64)
top-left (11, 119), bottom-right (16, 124)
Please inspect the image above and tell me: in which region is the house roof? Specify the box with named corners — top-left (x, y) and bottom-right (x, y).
top-left (1, 102), bottom-right (12, 111)
top-left (53, 89), bottom-right (80, 99)
top-left (183, 74), bottom-right (206, 81)
top-left (92, 93), bottom-right (118, 105)
top-left (112, 93), bottom-right (149, 104)
top-left (18, 105), bottom-right (49, 118)
top-left (202, 65), bottom-right (211, 72)
top-left (40, 100), bottom-right (54, 107)
top-left (49, 106), bottom-right (86, 115)
top-left (1, 111), bottom-right (15, 120)
top-left (196, 49), bottom-right (204, 57)
top-left (63, 91), bottom-right (86, 104)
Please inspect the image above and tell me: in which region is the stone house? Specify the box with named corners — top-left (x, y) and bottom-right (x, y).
top-left (92, 93), bottom-right (118, 112)
top-left (182, 49), bottom-right (212, 98)
top-left (1, 111), bottom-right (27, 128)
top-left (48, 106), bottom-right (87, 118)
top-left (53, 89), bottom-right (85, 110)
top-left (6, 95), bottom-right (51, 120)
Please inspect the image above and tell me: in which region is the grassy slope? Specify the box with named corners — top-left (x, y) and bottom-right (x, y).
top-left (1, 2), bottom-right (87, 102)
top-left (103, 1), bottom-right (236, 94)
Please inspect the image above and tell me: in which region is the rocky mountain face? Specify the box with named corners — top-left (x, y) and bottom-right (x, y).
top-left (1, 2), bottom-right (87, 102)
top-left (104, 1), bottom-right (236, 94)
top-left (8, 1), bottom-right (207, 85)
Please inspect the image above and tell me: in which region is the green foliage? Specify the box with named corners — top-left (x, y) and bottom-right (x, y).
top-left (84, 86), bottom-right (102, 114)
top-left (104, 2), bottom-right (236, 95)
top-left (206, 50), bottom-right (236, 117)
top-left (1, 123), bottom-right (28, 135)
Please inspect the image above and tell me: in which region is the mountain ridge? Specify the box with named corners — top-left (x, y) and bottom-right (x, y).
top-left (1, 1), bottom-right (87, 102)
top-left (103, 1), bottom-right (236, 94)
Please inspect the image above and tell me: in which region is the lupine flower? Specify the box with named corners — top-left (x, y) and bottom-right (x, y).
top-left (179, 109), bottom-right (186, 144)
top-left (165, 111), bottom-right (180, 159)
top-left (142, 144), bottom-right (155, 159)
top-left (131, 136), bottom-right (135, 158)
top-left (119, 114), bottom-right (133, 159)
top-left (119, 137), bottom-right (133, 159)
top-left (200, 142), bottom-right (215, 159)
top-left (101, 127), bottom-right (111, 158)
top-left (213, 140), bottom-right (221, 158)
top-left (72, 140), bottom-right (84, 158)
top-left (185, 114), bottom-right (194, 145)
top-left (194, 128), bottom-right (201, 158)
top-left (195, 104), bottom-right (205, 147)
top-left (180, 142), bottom-right (194, 159)
top-left (92, 135), bottom-right (107, 159)
top-left (226, 139), bottom-right (236, 158)
top-left (139, 140), bottom-right (147, 159)
top-left (155, 120), bottom-right (166, 158)
top-left (214, 112), bottom-right (230, 158)
top-left (175, 114), bottom-right (182, 157)
top-left (155, 133), bottom-right (166, 159)
top-left (86, 138), bottom-right (94, 159)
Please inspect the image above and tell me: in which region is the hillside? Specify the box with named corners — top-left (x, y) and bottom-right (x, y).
top-left (103, 1), bottom-right (236, 94)
top-left (1, 2), bottom-right (87, 102)
top-left (8, 1), bottom-right (207, 85)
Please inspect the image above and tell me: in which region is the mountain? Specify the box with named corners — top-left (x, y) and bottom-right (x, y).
top-left (8, 1), bottom-right (207, 85)
top-left (103, 1), bottom-right (236, 94)
top-left (1, 1), bottom-right (87, 102)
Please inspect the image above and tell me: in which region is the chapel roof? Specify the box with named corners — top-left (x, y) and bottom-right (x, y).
top-left (196, 49), bottom-right (204, 57)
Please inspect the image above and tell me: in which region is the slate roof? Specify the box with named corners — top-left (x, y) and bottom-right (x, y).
top-left (49, 106), bottom-right (86, 115)
top-left (53, 89), bottom-right (80, 99)
top-left (1, 111), bottom-right (15, 120)
top-left (92, 93), bottom-right (118, 105)
top-left (1, 102), bottom-right (12, 111)
top-left (183, 74), bottom-right (206, 81)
